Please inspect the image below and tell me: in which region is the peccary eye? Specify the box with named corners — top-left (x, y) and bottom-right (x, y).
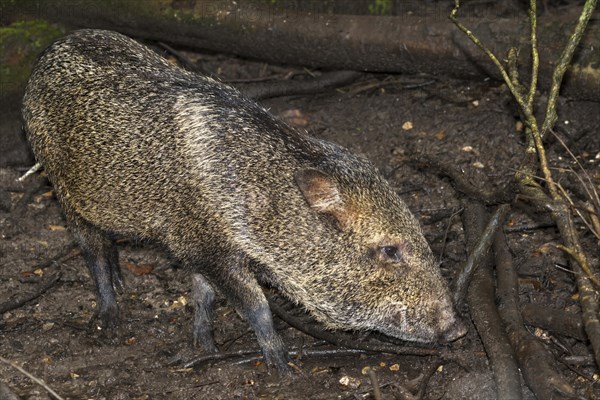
top-left (380, 245), bottom-right (401, 261)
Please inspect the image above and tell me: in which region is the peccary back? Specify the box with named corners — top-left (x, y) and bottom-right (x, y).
top-left (22, 29), bottom-right (466, 370)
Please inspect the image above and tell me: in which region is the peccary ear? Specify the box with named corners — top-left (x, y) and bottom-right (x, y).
top-left (295, 168), bottom-right (350, 230)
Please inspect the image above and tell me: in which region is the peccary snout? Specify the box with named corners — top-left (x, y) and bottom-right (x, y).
top-left (439, 319), bottom-right (469, 343)
top-left (435, 300), bottom-right (468, 343)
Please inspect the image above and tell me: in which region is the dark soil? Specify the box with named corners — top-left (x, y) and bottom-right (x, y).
top-left (1, 51), bottom-right (599, 399)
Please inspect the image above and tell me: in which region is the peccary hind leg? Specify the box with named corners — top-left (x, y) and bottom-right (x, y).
top-left (196, 252), bottom-right (289, 371)
top-left (69, 219), bottom-right (123, 328)
top-left (191, 273), bottom-right (218, 352)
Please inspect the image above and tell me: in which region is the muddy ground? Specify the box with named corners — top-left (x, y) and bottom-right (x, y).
top-left (1, 47), bottom-right (599, 399)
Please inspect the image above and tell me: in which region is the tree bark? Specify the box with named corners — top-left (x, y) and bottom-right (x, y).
top-left (3, 0), bottom-right (600, 101)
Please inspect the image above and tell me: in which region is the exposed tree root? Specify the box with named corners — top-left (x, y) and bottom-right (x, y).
top-left (462, 201), bottom-right (523, 400)
top-left (495, 226), bottom-right (577, 399)
top-left (520, 303), bottom-right (587, 341)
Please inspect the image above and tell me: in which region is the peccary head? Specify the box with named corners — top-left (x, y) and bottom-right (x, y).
top-left (288, 150), bottom-right (466, 343)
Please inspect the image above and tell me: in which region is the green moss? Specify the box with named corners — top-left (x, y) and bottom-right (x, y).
top-left (0, 20), bottom-right (65, 95)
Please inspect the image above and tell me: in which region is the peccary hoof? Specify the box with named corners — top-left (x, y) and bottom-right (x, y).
top-left (272, 362), bottom-right (300, 378)
top-left (262, 347), bottom-right (293, 374)
top-left (192, 330), bottom-right (218, 353)
top-left (88, 302), bottom-right (120, 334)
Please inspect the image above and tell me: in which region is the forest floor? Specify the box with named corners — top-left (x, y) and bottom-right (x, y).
top-left (1, 46), bottom-right (599, 399)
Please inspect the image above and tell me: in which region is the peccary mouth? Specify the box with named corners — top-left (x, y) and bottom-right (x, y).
top-left (383, 307), bottom-right (468, 344)
top-left (437, 318), bottom-right (468, 343)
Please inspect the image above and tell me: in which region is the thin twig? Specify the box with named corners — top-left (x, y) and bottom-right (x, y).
top-left (555, 244), bottom-right (600, 286)
top-left (413, 360), bottom-right (442, 399)
top-left (450, 0), bottom-right (557, 198)
top-left (0, 273), bottom-right (61, 314)
top-left (449, 2), bottom-right (530, 116)
top-left (366, 367), bottom-right (383, 400)
top-left (34, 241), bottom-right (79, 271)
top-left (437, 207), bottom-right (462, 265)
top-left (17, 162), bottom-right (42, 182)
top-left (268, 294), bottom-right (448, 359)
top-left (157, 41), bottom-right (201, 73)
top-left (503, 222), bottom-right (555, 233)
top-left (224, 71), bottom-right (300, 83)
top-left (526, 0), bottom-right (539, 110)
top-left (0, 356), bottom-right (65, 400)
top-left (549, 129), bottom-right (600, 208)
top-left (541, 0), bottom-right (598, 137)
top-left (183, 347), bottom-right (371, 369)
top-left (453, 204), bottom-right (510, 305)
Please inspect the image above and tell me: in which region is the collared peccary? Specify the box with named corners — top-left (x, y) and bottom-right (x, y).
top-left (22, 29), bottom-right (466, 370)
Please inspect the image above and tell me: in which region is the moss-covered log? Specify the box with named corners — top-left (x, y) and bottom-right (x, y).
top-left (2, 0), bottom-right (600, 101)
top-left (0, 20), bottom-right (65, 166)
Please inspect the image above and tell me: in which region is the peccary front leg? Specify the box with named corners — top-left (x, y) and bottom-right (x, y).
top-left (202, 253), bottom-right (289, 371)
top-left (241, 297), bottom-right (289, 372)
top-left (191, 273), bottom-right (218, 352)
top-left (69, 218), bottom-right (122, 328)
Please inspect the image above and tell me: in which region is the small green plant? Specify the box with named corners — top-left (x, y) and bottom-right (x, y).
top-left (368, 0), bottom-right (392, 15)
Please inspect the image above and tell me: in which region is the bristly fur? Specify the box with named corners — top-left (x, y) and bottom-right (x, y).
top-left (22, 29), bottom-right (466, 371)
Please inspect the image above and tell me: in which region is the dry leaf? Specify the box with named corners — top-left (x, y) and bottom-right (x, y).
top-left (280, 109), bottom-right (309, 127)
top-left (123, 262), bottom-right (154, 275)
top-left (515, 121), bottom-right (524, 132)
top-left (339, 375), bottom-right (361, 389)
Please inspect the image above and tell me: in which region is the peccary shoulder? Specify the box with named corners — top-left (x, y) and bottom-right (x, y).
top-left (22, 29), bottom-right (466, 371)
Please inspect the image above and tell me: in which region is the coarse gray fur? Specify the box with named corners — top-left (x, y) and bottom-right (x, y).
top-left (22, 29), bottom-right (466, 371)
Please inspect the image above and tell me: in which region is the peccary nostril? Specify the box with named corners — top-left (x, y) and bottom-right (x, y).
top-left (439, 318), bottom-right (468, 343)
